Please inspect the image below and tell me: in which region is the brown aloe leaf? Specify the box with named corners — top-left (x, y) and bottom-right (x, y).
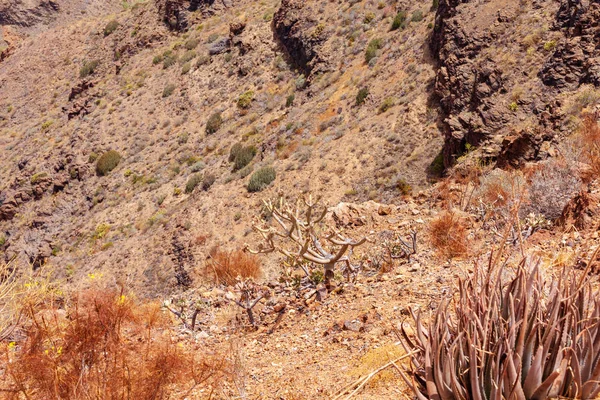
top-left (523, 346), bottom-right (544, 398)
top-left (530, 369), bottom-right (560, 400)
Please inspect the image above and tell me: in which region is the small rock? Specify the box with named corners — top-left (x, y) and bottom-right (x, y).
top-left (408, 263), bottom-right (420, 272)
top-left (343, 320), bottom-right (363, 332)
top-left (378, 205), bottom-right (392, 216)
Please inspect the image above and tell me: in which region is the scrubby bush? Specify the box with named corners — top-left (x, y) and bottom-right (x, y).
top-left (229, 143), bottom-right (243, 162)
top-left (185, 173), bottom-right (202, 193)
top-left (104, 20), bottom-right (119, 36)
top-left (365, 38), bottom-right (382, 63)
top-left (232, 145), bottom-right (257, 171)
top-left (356, 87), bottom-right (369, 106)
top-left (184, 37), bottom-right (200, 50)
top-left (428, 210), bottom-right (468, 259)
top-left (181, 62), bottom-right (191, 74)
top-left (202, 173), bottom-right (216, 191)
top-left (379, 97), bottom-right (394, 113)
top-left (206, 112), bottom-right (223, 134)
top-left (96, 150), bottom-right (121, 176)
top-left (391, 11), bottom-right (407, 30)
top-left (207, 248), bottom-right (261, 285)
top-left (162, 52), bottom-right (177, 69)
top-left (162, 83), bottom-right (176, 98)
top-left (247, 166), bottom-right (276, 192)
top-left (196, 54), bottom-right (210, 67)
top-left (180, 50), bottom-right (196, 64)
top-left (286, 94), bottom-right (295, 107)
top-left (237, 90), bottom-right (254, 109)
top-left (3, 289), bottom-right (228, 398)
top-left (152, 54), bottom-right (163, 65)
top-left (80, 60), bottom-right (99, 78)
top-left (411, 10), bottom-right (424, 22)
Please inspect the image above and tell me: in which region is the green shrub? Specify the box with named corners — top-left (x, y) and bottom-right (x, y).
top-left (163, 54), bottom-right (177, 69)
top-left (233, 146), bottom-right (257, 171)
top-left (364, 12), bottom-right (376, 23)
top-left (152, 54), bottom-right (163, 65)
top-left (206, 112), bottom-right (223, 134)
top-left (180, 50), bottom-right (197, 64)
top-left (104, 20), bottom-right (119, 36)
top-left (411, 10), bottom-right (424, 22)
top-left (356, 87), bottom-right (369, 106)
top-left (30, 172), bottom-right (49, 184)
top-left (229, 143), bottom-right (243, 162)
top-left (237, 90), bottom-right (254, 109)
top-left (96, 150), bottom-right (121, 176)
top-left (543, 40), bottom-right (557, 51)
top-left (162, 83), bottom-right (176, 98)
top-left (80, 60), bottom-right (99, 78)
top-left (379, 97), bottom-right (394, 113)
top-left (202, 174), bottom-right (216, 191)
top-left (286, 94), bottom-right (295, 107)
top-left (207, 33), bottom-right (219, 43)
top-left (88, 152), bottom-right (99, 163)
top-left (431, 0), bottom-right (439, 10)
top-left (365, 38), bottom-right (382, 63)
top-left (185, 38), bottom-right (200, 50)
top-left (181, 62), bottom-right (191, 74)
top-left (391, 11), bottom-right (407, 30)
top-left (247, 166), bottom-right (276, 192)
top-left (196, 54), bottom-right (210, 67)
top-left (185, 173), bottom-right (202, 193)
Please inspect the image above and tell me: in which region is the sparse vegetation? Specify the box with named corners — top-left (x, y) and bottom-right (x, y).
top-left (356, 87), bottom-right (369, 106)
top-left (391, 11), bottom-right (407, 31)
top-left (162, 83), bottom-right (176, 98)
top-left (207, 247), bottom-right (261, 285)
top-left (237, 90), bottom-right (254, 109)
top-left (286, 94), bottom-right (295, 107)
top-left (104, 20), bottom-right (119, 36)
top-left (202, 173), bottom-right (216, 191)
top-left (206, 112), bottom-right (223, 134)
top-left (184, 37), bottom-right (200, 50)
top-left (379, 97), bottom-right (394, 113)
top-left (79, 60), bottom-right (99, 78)
top-left (428, 210), bottom-right (468, 258)
top-left (411, 10), bottom-right (424, 22)
top-left (95, 150), bottom-right (121, 176)
top-left (365, 38), bottom-right (382, 63)
top-left (247, 166), bottom-right (276, 192)
top-left (185, 173), bottom-right (202, 193)
top-left (232, 145), bottom-right (257, 171)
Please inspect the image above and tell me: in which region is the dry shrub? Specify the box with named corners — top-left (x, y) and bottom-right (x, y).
top-left (1, 289), bottom-right (227, 399)
top-left (207, 248), bottom-right (261, 285)
top-left (521, 157), bottom-right (581, 220)
top-left (579, 114), bottom-right (600, 181)
top-left (429, 211), bottom-right (469, 259)
top-left (473, 168), bottom-right (526, 226)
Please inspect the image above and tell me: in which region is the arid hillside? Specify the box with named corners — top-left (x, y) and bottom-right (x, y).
top-left (2, 0), bottom-right (600, 398)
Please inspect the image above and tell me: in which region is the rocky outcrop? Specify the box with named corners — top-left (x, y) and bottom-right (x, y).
top-left (273, 0), bottom-right (331, 76)
top-left (155, 0), bottom-right (232, 31)
top-left (0, 0), bottom-right (59, 27)
top-left (540, 1), bottom-right (600, 89)
top-left (432, 0), bottom-right (516, 167)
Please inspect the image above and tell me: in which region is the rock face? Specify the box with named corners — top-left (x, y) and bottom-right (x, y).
top-left (540, 0), bottom-right (600, 89)
top-left (0, 0), bottom-right (59, 27)
top-left (272, 0), bottom-right (331, 76)
top-left (155, 0), bottom-right (232, 30)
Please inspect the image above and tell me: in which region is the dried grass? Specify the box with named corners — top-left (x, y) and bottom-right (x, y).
top-left (579, 114), bottom-right (600, 182)
top-left (428, 210), bottom-right (469, 259)
top-left (1, 289), bottom-right (227, 399)
top-left (207, 248), bottom-right (262, 285)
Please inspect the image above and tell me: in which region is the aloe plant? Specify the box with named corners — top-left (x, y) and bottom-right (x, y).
top-left (399, 257), bottom-right (600, 399)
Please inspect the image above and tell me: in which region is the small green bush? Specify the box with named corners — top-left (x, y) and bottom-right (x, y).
top-left (233, 146), bottom-right (257, 171)
top-left (543, 40), bottom-right (557, 51)
top-left (431, 0), bottom-right (439, 10)
top-left (162, 83), bottom-right (176, 98)
top-left (379, 97), bottom-right (394, 113)
top-left (206, 112), bottom-right (223, 134)
top-left (364, 12), bottom-right (376, 23)
top-left (163, 54), bottom-right (177, 69)
top-left (185, 173), bottom-right (202, 193)
top-left (365, 38), bottom-right (382, 63)
top-left (247, 166), bottom-right (276, 192)
top-left (207, 33), bottom-right (219, 43)
top-left (196, 54), bottom-right (210, 67)
top-left (181, 62), bottom-right (191, 74)
top-left (152, 54), bottom-right (163, 65)
top-left (391, 11), bottom-right (407, 30)
top-left (237, 90), bottom-right (254, 109)
top-left (185, 38), bottom-right (200, 50)
top-left (286, 94), bottom-right (295, 107)
top-left (30, 172), bottom-right (49, 184)
top-left (104, 20), bottom-right (119, 36)
top-left (229, 143), bottom-right (243, 162)
top-left (96, 150), bottom-right (121, 176)
top-left (180, 50), bottom-right (197, 64)
top-left (202, 174), bottom-right (216, 191)
top-left (356, 87), bottom-right (369, 106)
top-left (411, 10), bottom-right (424, 22)
top-left (80, 60), bottom-right (99, 78)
